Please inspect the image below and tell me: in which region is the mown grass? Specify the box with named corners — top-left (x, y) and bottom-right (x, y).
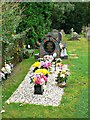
top-left (2, 36), bottom-right (88, 118)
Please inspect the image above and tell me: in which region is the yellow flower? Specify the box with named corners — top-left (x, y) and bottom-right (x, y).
top-left (60, 70), bottom-right (66, 74)
top-left (33, 78), bottom-right (36, 82)
top-left (32, 62), bottom-right (40, 68)
top-left (56, 63), bottom-right (61, 66)
top-left (35, 69), bottom-right (50, 75)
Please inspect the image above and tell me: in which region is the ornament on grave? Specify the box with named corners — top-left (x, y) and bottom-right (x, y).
top-left (40, 34), bottom-right (60, 58)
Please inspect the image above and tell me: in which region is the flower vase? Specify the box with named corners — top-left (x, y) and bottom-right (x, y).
top-left (45, 81), bottom-right (47, 85)
top-left (34, 84), bottom-right (44, 95)
top-left (45, 74), bottom-right (48, 77)
top-left (57, 81), bottom-right (66, 88)
top-left (33, 67), bottom-right (38, 72)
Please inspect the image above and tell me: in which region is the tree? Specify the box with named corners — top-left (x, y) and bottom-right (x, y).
top-left (1, 2), bottom-right (22, 65)
top-left (16, 2), bottom-right (53, 48)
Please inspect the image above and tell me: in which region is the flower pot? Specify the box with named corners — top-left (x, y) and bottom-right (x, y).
top-left (45, 81), bottom-right (47, 85)
top-left (33, 67), bottom-right (38, 72)
top-left (45, 74), bottom-right (48, 77)
top-left (34, 84), bottom-right (44, 95)
top-left (57, 81), bottom-right (66, 88)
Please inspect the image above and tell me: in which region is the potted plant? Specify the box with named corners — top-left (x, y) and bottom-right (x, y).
top-left (56, 69), bottom-right (70, 88)
top-left (29, 73), bottom-right (48, 94)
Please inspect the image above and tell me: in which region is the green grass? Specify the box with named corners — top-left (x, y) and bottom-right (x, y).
top-left (1, 37), bottom-right (88, 118)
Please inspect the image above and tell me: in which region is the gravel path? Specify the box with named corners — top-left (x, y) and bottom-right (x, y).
top-left (6, 67), bottom-right (64, 106)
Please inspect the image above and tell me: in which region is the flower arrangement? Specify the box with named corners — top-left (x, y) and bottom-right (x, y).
top-left (34, 68), bottom-right (50, 76)
top-left (30, 73), bottom-right (48, 85)
top-left (32, 62), bottom-right (40, 68)
top-left (40, 61), bottom-right (51, 69)
top-left (32, 62), bottom-right (40, 72)
top-left (56, 67), bottom-right (70, 87)
top-left (43, 55), bottom-right (54, 62)
top-left (56, 58), bottom-right (62, 63)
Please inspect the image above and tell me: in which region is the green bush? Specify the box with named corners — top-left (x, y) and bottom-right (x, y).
top-left (18, 50), bottom-right (23, 62)
top-left (24, 51), bottom-right (29, 59)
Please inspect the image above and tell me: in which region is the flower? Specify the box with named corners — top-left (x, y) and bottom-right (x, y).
top-left (34, 69), bottom-right (50, 75)
top-left (43, 55), bottom-right (54, 62)
top-left (40, 61), bottom-right (51, 69)
top-left (29, 73), bottom-right (48, 85)
top-left (32, 62), bottom-right (40, 68)
top-left (56, 58), bottom-right (62, 63)
top-left (56, 65), bottom-right (70, 83)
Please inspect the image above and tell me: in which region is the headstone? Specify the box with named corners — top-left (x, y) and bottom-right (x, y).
top-left (87, 24), bottom-right (90, 41)
top-left (61, 29), bottom-right (65, 37)
top-left (73, 32), bottom-right (79, 40)
top-left (51, 29), bottom-right (62, 43)
top-left (71, 28), bottom-right (74, 38)
top-left (71, 28), bottom-right (79, 40)
top-left (40, 34), bottom-right (60, 58)
top-left (83, 26), bottom-right (87, 32)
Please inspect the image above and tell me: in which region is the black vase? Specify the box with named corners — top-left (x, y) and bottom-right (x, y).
top-left (33, 67), bottom-right (38, 72)
top-left (34, 84), bottom-right (44, 95)
top-left (45, 74), bottom-right (48, 77)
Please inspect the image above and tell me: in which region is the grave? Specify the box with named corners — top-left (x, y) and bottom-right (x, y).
top-left (70, 28), bottom-right (80, 40)
top-left (39, 34), bottom-right (60, 58)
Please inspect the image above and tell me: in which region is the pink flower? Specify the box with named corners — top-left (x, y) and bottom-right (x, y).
top-left (41, 75), bottom-right (48, 82)
top-left (35, 77), bottom-right (41, 84)
top-left (43, 63), bottom-right (48, 68)
top-left (40, 78), bottom-right (45, 83)
top-left (40, 61), bottom-right (45, 66)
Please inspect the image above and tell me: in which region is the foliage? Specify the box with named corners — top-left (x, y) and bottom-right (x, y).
top-left (52, 2), bottom-right (90, 33)
top-left (16, 2), bottom-right (53, 48)
top-left (1, 2), bottom-right (22, 64)
top-left (23, 50), bottom-right (29, 59)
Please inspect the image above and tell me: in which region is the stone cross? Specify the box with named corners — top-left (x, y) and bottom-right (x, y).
top-left (71, 28), bottom-right (74, 38)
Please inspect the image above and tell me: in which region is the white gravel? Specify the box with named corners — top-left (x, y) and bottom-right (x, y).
top-left (6, 67), bottom-right (64, 106)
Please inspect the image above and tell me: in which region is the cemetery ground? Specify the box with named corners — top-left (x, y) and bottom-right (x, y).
top-left (1, 36), bottom-right (88, 118)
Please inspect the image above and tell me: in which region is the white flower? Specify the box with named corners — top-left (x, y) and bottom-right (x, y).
top-left (60, 74), bottom-right (65, 78)
top-left (41, 78), bottom-right (45, 83)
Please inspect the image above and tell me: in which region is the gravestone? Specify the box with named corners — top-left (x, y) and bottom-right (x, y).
top-left (39, 34), bottom-right (60, 58)
top-left (61, 29), bottom-right (65, 38)
top-left (73, 32), bottom-right (79, 40)
top-left (87, 24), bottom-right (90, 41)
top-left (51, 29), bottom-right (62, 43)
top-left (70, 28), bottom-right (79, 40)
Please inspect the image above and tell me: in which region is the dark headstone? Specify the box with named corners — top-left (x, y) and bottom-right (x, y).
top-left (40, 34), bottom-right (60, 58)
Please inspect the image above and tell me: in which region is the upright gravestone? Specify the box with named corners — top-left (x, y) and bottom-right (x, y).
top-left (51, 29), bottom-right (62, 43)
top-left (39, 34), bottom-right (60, 58)
top-left (87, 24), bottom-right (90, 41)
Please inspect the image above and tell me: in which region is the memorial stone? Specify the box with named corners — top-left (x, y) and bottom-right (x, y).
top-left (40, 34), bottom-right (60, 58)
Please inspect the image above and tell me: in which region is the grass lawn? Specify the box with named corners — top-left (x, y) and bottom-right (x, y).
top-left (1, 36), bottom-right (88, 118)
